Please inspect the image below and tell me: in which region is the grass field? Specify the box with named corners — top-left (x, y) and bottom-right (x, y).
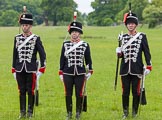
top-left (0, 25), bottom-right (162, 120)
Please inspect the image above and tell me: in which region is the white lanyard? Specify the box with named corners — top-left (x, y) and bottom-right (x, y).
top-left (18, 34), bottom-right (35, 51)
top-left (64, 40), bottom-right (83, 56)
top-left (122, 32), bottom-right (141, 51)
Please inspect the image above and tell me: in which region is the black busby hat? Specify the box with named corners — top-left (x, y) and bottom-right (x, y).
top-left (68, 21), bottom-right (83, 34)
top-left (123, 12), bottom-right (138, 25)
top-left (19, 13), bottom-right (33, 25)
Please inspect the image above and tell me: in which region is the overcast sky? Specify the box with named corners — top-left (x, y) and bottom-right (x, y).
top-left (74, 0), bottom-right (95, 14)
top-left (74, 0), bottom-right (152, 14)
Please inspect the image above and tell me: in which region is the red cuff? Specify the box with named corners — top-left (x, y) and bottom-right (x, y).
top-left (147, 66), bottom-right (152, 71)
top-left (89, 70), bottom-right (93, 75)
top-left (12, 68), bottom-right (16, 73)
top-left (117, 53), bottom-right (122, 57)
top-left (59, 70), bottom-right (63, 75)
top-left (39, 67), bottom-right (46, 73)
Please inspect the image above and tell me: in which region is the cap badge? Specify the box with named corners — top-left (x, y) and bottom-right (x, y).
top-left (73, 23), bottom-right (76, 26)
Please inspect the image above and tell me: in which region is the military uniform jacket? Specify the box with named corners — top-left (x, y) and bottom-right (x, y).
top-left (59, 40), bottom-right (93, 75)
top-left (12, 34), bottom-right (46, 73)
top-left (120, 32), bottom-right (152, 76)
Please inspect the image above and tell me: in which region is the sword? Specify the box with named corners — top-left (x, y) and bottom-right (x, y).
top-left (35, 60), bottom-right (40, 106)
top-left (114, 31), bottom-right (123, 91)
top-left (139, 66), bottom-right (147, 115)
top-left (82, 64), bottom-right (89, 112)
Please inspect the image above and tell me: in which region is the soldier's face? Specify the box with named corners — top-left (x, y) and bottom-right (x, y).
top-left (71, 31), bottom-right (80, 40)
top-left (126, 23), bottom-right (137, 32)
top-left (21, 24), bottom-right (32, 34)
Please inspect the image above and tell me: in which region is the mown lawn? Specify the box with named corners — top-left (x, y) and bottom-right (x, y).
top-left (0, 25), bottom-right (162, 120)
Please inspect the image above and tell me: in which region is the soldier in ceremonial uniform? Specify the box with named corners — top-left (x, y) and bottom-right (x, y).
top-left (116, 12), bottom-right (152, 119)
top-left (11, 13), bottom-right (46, 119)
top-left (59, 21), bottom-right (93, 120)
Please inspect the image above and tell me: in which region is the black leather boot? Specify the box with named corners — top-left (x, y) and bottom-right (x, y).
top-left (18, 112), bottom-right (26, 120)
top-left (66, 112), bottom-right (72, 120)
top-left (27, 95), bottom-right (35, 119)
top-left (122, 95), bottom-right (129, 119)
top-left (132, 96), bottom-right (139, 118)
top-left (76, 97), bottom-right (82, 120)
top-left (18, 95), bottom-right (26, 119)
top-left (65, 96), bottom-right (72, 120)
top-left (75, 112), bottom-right (81, 120)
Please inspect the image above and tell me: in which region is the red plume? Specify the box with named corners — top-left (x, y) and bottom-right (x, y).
top-left (67, 24), bottom-right (70, 32)
top-left (123, 13), bottom-right (128, 23)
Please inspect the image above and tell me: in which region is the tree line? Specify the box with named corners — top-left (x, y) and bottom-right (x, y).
top-left (0, 0), bottom-right (161, 28)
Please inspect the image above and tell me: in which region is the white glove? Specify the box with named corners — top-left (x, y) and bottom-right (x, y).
top-left (116, 47), bottom-right (122, 54)
top-left (13, 72), bottom-right (16, 80)
top-left (59, 75), bottom-right (63, 82)
top-left (144, 69), bottom-right (150, 76)
top-left (36, 71), bottom-right (42, 81)
top-left (85, 73), bottom-right (91, 80)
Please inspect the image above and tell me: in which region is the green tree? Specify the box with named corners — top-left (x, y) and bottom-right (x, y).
top-left (41, 0), bottom-right (77, 26)
top-left (0, 10), bottom-right (19, 26)
top-left (142, 0), bottom-right (162, 28)
top-left (151, 0), bottom-right (162, 7)
top-left (129, 0), bottom-right (148, 21)
top-left (88, 0), bottom-right (128, 26)
top-left (143, 4), bottom-right (162, 28)
top-left (115, 0), bottom-right (148, 24)
top-left (0, 0), bottom-right (43, 26)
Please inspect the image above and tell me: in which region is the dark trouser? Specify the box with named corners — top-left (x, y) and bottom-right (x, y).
top-left (121, 74), bottom-right (140, 116)
top-left (16, 71), bottom-right (36, 114)
top-left (63, 74), bottom-right (85, 114)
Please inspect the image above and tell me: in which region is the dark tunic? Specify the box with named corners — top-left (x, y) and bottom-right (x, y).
top-left (120, 32), bottom-right (152, 76)
top-left (12, 34), bottom-right (46, 73)
top-left (60, 40), bottom-right (93, 75)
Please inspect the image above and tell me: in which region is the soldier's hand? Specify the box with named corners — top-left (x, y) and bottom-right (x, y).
top-left (143, 65), bottom-right (152, 76)
top-left (116, 47), bottom-right (122, 53)
top-left (13, 72), bottom-right (16, 80)
top-left (36, 71), bottom-right (42, 81)
top-left (144, 69), bottom-right (150, 76)
top-left (85, 73), bottom-right (91, 80)
top-left (58, 70), bottom-right (63, 82)
top-left (59, 75), bottom-right (63, 82)
top-left (12, 68), bottom-right (16, 80)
